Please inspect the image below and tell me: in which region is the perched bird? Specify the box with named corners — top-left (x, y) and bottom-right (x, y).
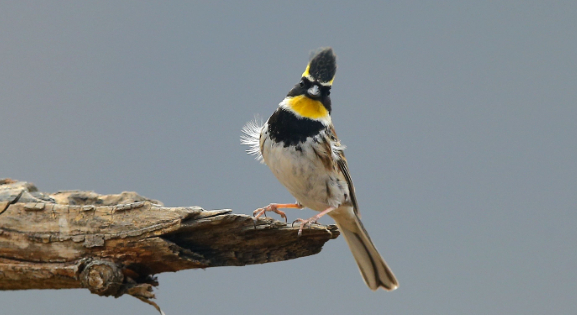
top-left (241, 47), bottom-right (398, 291)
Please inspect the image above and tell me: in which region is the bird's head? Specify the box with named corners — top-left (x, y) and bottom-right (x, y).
top-left (283, 47), bottom-right (337, 123)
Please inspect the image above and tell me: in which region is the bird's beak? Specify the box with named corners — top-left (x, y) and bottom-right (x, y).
top-left (307, 85), bottom-right (320, 98)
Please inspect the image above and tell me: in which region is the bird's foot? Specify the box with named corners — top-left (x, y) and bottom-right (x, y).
top-left (292, 217), bottom-right (319, 236)
top-left (253, 203), bottom-right (288, 223)
top-left (291, 206), bottom-right (336, 236)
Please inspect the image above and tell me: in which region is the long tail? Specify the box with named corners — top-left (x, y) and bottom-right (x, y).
top-left (334, 214), bottom-right (398, 291)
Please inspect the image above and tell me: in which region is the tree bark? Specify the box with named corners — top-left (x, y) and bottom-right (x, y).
top-left (0, 179), bottom-right (339, 312)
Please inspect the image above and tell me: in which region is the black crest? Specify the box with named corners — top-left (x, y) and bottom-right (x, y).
top-left (308, 47), bottom-right (337, 83)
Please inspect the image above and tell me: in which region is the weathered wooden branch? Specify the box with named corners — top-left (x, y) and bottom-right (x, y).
top-left (0, 179), bottom-right (339, 312)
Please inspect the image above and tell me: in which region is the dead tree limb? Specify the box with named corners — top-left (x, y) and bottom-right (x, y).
top-left (0, 179), bottom-right (339, 312)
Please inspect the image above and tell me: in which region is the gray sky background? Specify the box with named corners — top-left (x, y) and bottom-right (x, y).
top-left (1, 2), bottom-right (576, 314)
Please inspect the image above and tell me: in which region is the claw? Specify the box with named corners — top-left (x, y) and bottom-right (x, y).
top-left (252, 207), bottom-right (264, 217)
top-left (292, 218), bottom-right (317, 237)
top-left (252, 203), bottom-right (292, 223)
top-left (291, 206), bottom-right (336, 237)
top-left (252, 208), bottom-right (265, 229)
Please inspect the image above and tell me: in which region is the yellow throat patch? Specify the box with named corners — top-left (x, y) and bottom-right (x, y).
top-left (287, 95), bottom-right (329, 120)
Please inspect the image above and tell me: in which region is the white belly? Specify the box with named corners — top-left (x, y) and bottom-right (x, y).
top-left (261, 135), bottom-right (348, 212)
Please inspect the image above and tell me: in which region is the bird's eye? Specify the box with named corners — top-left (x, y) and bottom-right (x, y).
top-left (299, 80), bottom-right (305, 88)
top-left (326, 90), bottom-right (331, 95)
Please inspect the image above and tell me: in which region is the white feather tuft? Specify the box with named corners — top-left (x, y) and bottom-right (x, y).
top-left (240, 115), bottom-right (265, 162)
top-left (331, 141), bottom-right (346, 160)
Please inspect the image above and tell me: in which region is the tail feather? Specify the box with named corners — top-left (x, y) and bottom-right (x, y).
top-left (335, 217), bottom-right (398, 291)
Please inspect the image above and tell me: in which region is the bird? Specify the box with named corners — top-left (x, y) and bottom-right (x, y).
top-left (241, 47), bottom-right (398, 291)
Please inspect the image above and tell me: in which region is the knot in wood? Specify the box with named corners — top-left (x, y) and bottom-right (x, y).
top-left (79, 260), bottom-right (124, 297)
